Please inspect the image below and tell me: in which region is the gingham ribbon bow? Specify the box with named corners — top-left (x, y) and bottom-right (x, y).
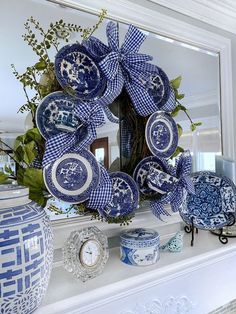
top-left (150, 150), bottom-right (194, 220)
top-left (84, 22), bottom-right (158, 116)
top-left (43, 103), bottom-right (105, 166)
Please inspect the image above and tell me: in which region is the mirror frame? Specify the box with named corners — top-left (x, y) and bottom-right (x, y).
top-left (45, 0), bottom-right (234, 248)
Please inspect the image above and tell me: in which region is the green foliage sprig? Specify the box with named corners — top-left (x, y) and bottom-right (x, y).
top-left (12, 11), bottom-right (107, 117)
top-left (91, 212), bottom-right (133, 226)
top-left (170, 76), bottom-right (202, 132)
top-left (11, 12), bottom-right (107, 207)
top-left (170, 75), bottom-right (202, 157)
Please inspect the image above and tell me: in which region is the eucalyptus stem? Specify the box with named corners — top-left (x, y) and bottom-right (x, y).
top-left (176, 100), bottom-right (194, 124)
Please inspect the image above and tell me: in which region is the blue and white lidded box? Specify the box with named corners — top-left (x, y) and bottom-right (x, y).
top-left (120, 228), bottom-right (160, 266)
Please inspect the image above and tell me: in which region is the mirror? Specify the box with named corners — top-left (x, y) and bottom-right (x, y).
top-left (0, 0), bottom-right (221, 221)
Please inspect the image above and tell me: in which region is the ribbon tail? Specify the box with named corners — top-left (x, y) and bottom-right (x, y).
top-left (183, 176), bottom-right (195, 194)
top-left (176, 150), bottom-right (192, 177)
top-left (97, 70), bottom-right (124, 107)
top-left (150, 201), bottom-right (171, 221)
top-left (42, 132), bottom-right (77, 167)
top-left (125, 80), bottom-right (157, 116)
top-left (73, 125), bottom-right (96, 153)
top-left (83, 36), bottom-right (110, 59)
top-left (171, 186), bottom-right (187, 212)
top-left (86, 165), bottom-right (112, 212)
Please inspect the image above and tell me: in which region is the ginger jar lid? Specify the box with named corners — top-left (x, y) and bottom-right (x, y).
top-left (120, 228), bottom-right (160, 249)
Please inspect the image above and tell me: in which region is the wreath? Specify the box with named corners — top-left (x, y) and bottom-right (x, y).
top-left (0, 12), bottom-right (202, 225)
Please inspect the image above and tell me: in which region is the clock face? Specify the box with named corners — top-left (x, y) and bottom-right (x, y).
top-left (80, 239), bottom-right (102, 267)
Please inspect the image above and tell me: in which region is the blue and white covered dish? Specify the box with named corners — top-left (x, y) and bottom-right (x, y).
top-left (120, 228), bottom-right (160, 266)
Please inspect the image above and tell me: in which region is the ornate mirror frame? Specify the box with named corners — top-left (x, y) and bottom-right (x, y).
top-left (48, 0), bottom-right (234, 248)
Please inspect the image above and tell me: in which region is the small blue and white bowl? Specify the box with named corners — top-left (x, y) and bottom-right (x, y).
top-left (120, 228), bottom-right (160, 266)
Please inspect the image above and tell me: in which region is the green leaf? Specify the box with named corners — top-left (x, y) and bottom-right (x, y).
top-left (170, 76), bottom-right (182, 90)
top-left (24, 141), bottom-right (37, 164)
top-left (179, 104), bottom-right (187, 111)
top-left (194, 122), bottom-right (202, 127)
top-left (171, 146), bottom-right (184, 158)
top-left (23, 168), bottom-right (47, 207)
top-left (14, 134), bottom-right (26, 150)
top-left (14, 146), bottom-right (25, 164)
top-left (4, 165), bottom-right (14, 175)
top-left (34, 60), bottom-right (47, 70)
top-left (16, 168), bottom-right (25, 185)
top-left (191, 123), bottom-right (197, 132)
top-left (176, 93), bottom-right (185, 100)
top-left (171, 105), bottom-right (181, 117)
top-left (0, 172), bottom-right (8, 184)
top-left (47, 34), bottom-right (53, 40)
top-left (177, 123), bottom-right (183, 137)
top-left (25, 128), bottom-right (43, 144)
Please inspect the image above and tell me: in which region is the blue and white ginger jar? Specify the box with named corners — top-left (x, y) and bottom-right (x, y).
top-left (0, 184), bottom-right (53, 314)
top-left (120, 228), bottom-right (160, 266)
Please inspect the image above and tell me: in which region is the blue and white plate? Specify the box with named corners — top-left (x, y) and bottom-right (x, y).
top-left (103, 172), bottom-right (139, 218)
top-left (145, 111), bottom-right (178, 158)
top-left (179, 171), bottom-right (236, 230)
top-left (55, 44), bottom-right (106, 100)
top-left (145, 67), bottom-right (171, 109)
top-left (43, 150), bottom-right (100, 204)
top-left (133, 156), bottom-right (170, 196)
top-left (36, 91), bottom-right (83, 139)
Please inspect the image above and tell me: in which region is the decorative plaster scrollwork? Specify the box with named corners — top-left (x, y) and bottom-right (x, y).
top-left (120, 296), bottom-right (194, 314)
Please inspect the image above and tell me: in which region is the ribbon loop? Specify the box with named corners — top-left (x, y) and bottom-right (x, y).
top-left (106, 21), bottom-right (120, 52)
top-left (121, 24), bottom-right (147, 53)
top-left (99, 51), bottom-right (120, 80)
top-left (148, 151), bottom-right (194, 219)
top-left (84, 21), bottom-right (159, 115)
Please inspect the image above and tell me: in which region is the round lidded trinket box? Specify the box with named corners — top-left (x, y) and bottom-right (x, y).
top-left (0, 184), bottom-right (53, 314)
top-left (120, 228), bottom-right (160, 266)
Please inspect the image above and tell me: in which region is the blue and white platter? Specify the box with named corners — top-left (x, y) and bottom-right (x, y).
top-left (36, 91), bottom-right (83, 139)
top-left (43, 150), bottom-right (100, 204)
top-left (145, 111), bottom-right (178, 158)
top-left (133, 156), bottom-right (170, 196)
top-left (179, 171), bottom-right (236, 230)
top-left (103, 172), bottom-right (139, 218)
top-left (55, 44), bottom-right (106, 100)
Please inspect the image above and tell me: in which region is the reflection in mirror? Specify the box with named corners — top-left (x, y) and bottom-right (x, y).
top-left (0, 0), bottom-right (221, 221)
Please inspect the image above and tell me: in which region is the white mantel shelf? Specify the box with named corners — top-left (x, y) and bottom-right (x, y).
top-left (36, 222), bottom-right (236, 314)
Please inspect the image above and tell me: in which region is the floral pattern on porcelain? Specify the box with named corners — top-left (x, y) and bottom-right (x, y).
top-left (179, 171), bottom-right (236, 230)
top-left (120, 228), bottom-right (160, 266)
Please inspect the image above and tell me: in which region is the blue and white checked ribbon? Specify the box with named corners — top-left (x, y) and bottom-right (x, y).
top-left (43, 103), bottom-right (105, 166)
top-left (84, 22), bottom-right (160, 116)
top-left (86, 165), bottom-right (112, 213)
top-left (150, 150), bottom-right (194, 220)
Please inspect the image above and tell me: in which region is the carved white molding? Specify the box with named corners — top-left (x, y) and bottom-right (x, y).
top-left (120, 296), bottom-right (194, 314)
top-left (148, 0), bottom-right (236, 34)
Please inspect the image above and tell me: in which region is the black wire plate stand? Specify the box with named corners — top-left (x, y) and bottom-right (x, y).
top-left (184, 213), bottom-right (236, 246)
